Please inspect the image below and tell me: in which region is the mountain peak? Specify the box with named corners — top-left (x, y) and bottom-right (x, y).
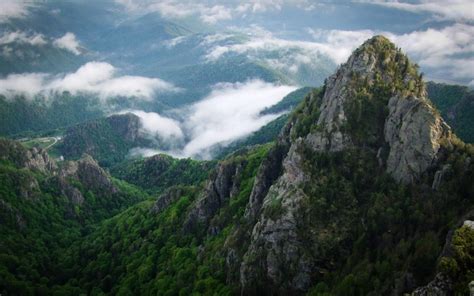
top-left (360, 35), bottom-right (394, 49)
top-left (285, 36), bottom-right (451, 183)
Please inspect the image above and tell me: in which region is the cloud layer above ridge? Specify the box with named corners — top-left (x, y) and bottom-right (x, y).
top-left (0, 62), bottom-right (179, 100)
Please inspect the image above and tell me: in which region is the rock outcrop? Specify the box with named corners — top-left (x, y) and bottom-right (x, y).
top-left (24, 147), bottom-right (58, 173)
top-left (287, 36), bottom-right (451, 184)
top-left (238, 36), bottom-right (455, 293)
top-left (384, 95), bottom-right (451, 183)
top-left (60, 154), bottom-right (117, 194)
top-left (184, 158), bottom-right (246, 233)
top-left (0, 139), bottom-right (57, 173)
top-left (410, 273), bottom-right (453, 296)
top-left (151, 186), bottom-right (186, 214)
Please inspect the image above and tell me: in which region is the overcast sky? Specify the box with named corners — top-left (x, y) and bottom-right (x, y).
top-left (1, 0), bottom-right (472, 85)
top-left (111, 0), bottom-right (473, 85)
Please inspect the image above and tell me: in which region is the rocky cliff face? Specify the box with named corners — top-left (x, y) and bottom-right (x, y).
top-left (184, 158), bottom-right (246, 233)
top-left (384, 94), bottom-right (451, 183)
top-left (292, 35), bottom-right (451, 183)
top-left (59, 154), bottom-right (117, 194)
top-left (0, 139), bottom-right (57, 174)
top-left (236, 36), bottom-right (457, 293)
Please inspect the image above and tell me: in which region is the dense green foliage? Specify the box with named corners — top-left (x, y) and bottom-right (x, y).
top-left (301, 138), bottom-right (474, 295)
top-left (0, 94), bottom-right (104, 137)
top-left (438, 225), bottom-right (474, 293)
top-left (1, 34), bottom-right (473, 296)
top-left (427, 82), bottom-right (474, 143)
top-left (111, 154), bottom-right (216, 193)
top-left (57, 113), bottom-right (150, 167)
top-left (27, 144), bottom-right (269, 295)
top-left (0, 139), bottom-right (150, 294)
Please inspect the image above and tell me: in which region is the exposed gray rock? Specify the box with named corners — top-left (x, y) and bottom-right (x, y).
top-left (410, 273), bottom-right (452, 296)
top-left (151, 187), bottom-right (184, 214)
top-left (184, 159), bottom-right (245, 233)
top-left (463, 220), bottom-right (474, 230)
top-left (238, 35), bottom-right (455, 294)
top-left (18, 176), bottom-right (40, 199)
top-left (107, 113), bottom-right (141, 142)
top-left (244, 143), bottom-right (288, 223)
top-left (432, 164), bottom-right (452, 190)
top-left (57, 177), bottom-right (84, 206)
top-left (60, 154), bottom-right (117, 194)
top-left (240, 140), bottom-right (313, 294)
top-left (24, 147), bottom-right (57, 173)
top-left (384, 94), bottom-right (451, 183)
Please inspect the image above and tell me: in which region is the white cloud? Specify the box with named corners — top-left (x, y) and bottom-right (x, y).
top-left (201, 29), bottom-right (338, 83)
top-left (128, 147), bottom-right (171, 158)
top-left (0, 73), bottom-right (47, 98)
top-left (181, 79), bottom-right (296, 158)
top-left (115, 0), bottom-right (319, 24)
top-left (199, 5), bottom-right (232, 24)
top-left (235, 0), bottom-right (318, 13)
top-left (304, 24), bottom-right (474, 84)
top-left (0, 31), bottom-right (47, 46)
top-left (0, 62), bottom-right (178, 100)
top-left (204, 26), bottom-right (363, 65)
top-left (360, 0), bottom-right (474, 22)
top-left (122, 79), bottom-right (296, 159)
top-left (162, 36), bottom-right (187, 48)
top-left (126, 110), bottom-right (184, 140)
top-left (53, 32), bottom-right (81, 55)
top-left (0, 0), bottom-right (30, 23)
top-left (125, 1), bottom-right (233, 24)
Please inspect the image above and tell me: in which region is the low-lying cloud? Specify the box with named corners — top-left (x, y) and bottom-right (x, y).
top-left (126, 79), bottom-right (296, 159)
top-left (201, 29), bottom-right (336, 85)
top-left (0, 31), bottom-right (47, 46)
top-left (53, 32), bottom-right (81, 55)
top-left (127, 110), bottom-right (184, 140)
top-left (0, 61), bottom-right (178, 100)
top-left (116, 0), bottom-right (320, 24)
top-left (1, 30), bottom-right (84, 56)
top-left (361, 0), bottom-right (474, 23)
top-left (182, 79), bottom-right (296, 158)
top-left (0, 0), bottom-right (30, 23)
